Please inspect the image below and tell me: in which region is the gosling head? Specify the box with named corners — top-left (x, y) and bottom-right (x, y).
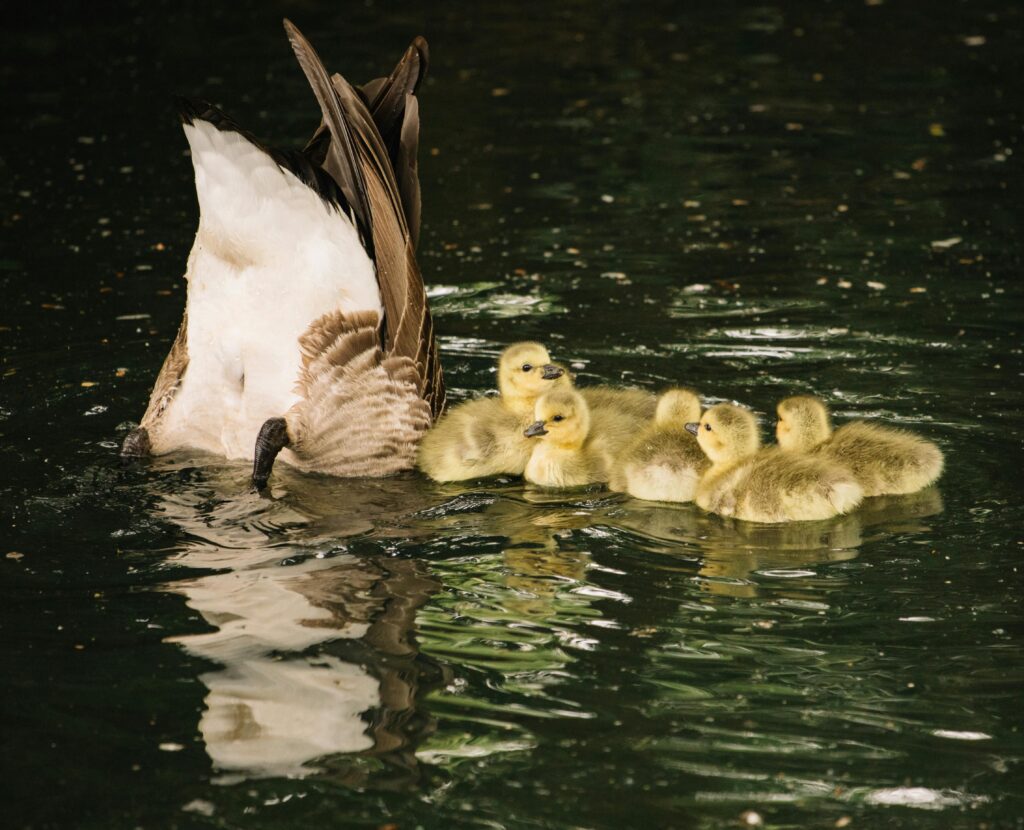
top-left (498, 342), bottom-right (568, 410)
top-left (684, 403), bottom-right (760, 464)
top-left (776, 395), bottom-right (832, 451)
top-left (524, 388), bottom-right (590, 449)
top-left (655, 387), bottom-right (702, 429)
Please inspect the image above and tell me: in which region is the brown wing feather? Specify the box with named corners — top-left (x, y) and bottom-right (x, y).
top-left (140, 310), bottom-right (189, 429)
top-left (284, 20), bottom-right (445, 418)
top-left (287, 309), bottom-right (431, 476)
top-left (283, 20), bottom-right (374, 249)
top-left (301, 37), bottom-right (428, 247)
top-left (361, 36), bottom-right (428, 247)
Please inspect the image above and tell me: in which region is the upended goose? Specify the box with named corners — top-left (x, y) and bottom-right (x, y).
top-left (121, 21), bottom-right (444, 489)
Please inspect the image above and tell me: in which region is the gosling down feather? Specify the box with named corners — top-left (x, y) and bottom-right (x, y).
top-left (776, 395), bottom-right (944, 496)
top-left (416, 342), bottom-right (568, 482)
top-left (524, 387), bottom-right (629, 488)
top-left (688, 403), bottom-right (864, 523)
top-left (121, 21), bottom-right (444, 489)
top-left (610, 387), bottom-right (710, 503)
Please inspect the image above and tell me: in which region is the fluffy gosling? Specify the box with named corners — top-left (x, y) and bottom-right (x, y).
top-left (523, 388), bottom-right (615, 488)
top-left (609, 387), bottom-right (710, 502)
top-left (416, 342), bottom-right (567, 481)
top-left (687, 403), bottom-right (863, 523)
top-left (776, 395), bottom-right (943, 496)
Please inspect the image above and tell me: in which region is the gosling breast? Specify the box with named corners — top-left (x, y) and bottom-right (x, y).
top-left (696, 448), bottom-right (864, 523)
top-left (612, 430), bottom-right (708, 503)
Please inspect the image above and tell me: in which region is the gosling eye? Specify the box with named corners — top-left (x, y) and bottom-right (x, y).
top-left (552, 415), bottom-right (564, 422)
top-left (521, 363), bottom-right (533, 372)
top-left (704, 423), bottom-right (712, 432)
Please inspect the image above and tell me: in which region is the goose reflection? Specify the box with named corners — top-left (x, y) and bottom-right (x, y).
top-left (150, 458), bottom-right (444, 782)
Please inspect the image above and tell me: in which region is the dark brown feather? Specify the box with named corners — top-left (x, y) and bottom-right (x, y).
top-left (283, 20), bottom-right (374, 257)
top-left (303, 37), bottom-right (428, 248)
top-left (284, 19), bottom-right (445, 419)
top-left (140, 310), bottom-right (189, 428)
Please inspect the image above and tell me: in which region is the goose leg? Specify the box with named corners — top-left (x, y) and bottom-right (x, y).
top-left (252, 417), bottom-right (290, 491)
top-left (121, 427), bottom-right (151, 457)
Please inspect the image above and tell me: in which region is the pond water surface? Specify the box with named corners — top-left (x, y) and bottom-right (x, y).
top-left (2, 1), bottom-right (1023, 828)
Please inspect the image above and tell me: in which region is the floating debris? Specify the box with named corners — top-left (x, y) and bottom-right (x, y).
top-left (600, 194), bottom-right (615, 204)
top-left (181, 800), bottom-right (215, 817)
top-left (929, 123), bottom-right (946, 137)
top-left (159, 742), bottom-right (185, 752)
top-left (6, 551), bottom-right (24, 561)
top-left (866, 280), bottom-right (887, 290)
top-left (931, 237), bottom-right (963, 250)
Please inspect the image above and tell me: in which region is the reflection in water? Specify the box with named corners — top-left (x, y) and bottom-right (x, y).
top-left (146, 454), bottom-right (952, 808)
top-left (152, 463), bottom-right (445, 782)
top-left (409, 485), bottom-right (947, 771)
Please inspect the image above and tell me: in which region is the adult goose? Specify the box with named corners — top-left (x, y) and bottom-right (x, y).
top-left (121, 21), bottom-right (445, 489)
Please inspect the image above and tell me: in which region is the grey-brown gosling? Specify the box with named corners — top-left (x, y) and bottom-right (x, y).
top-left (416, 342), bottom-right (567, 481)
top-left (609, 387), bottom-right (710, 503)
top-left (775, 395), bottom-right (944, 496)
top-left (687, 403), bottom-right (864, 523)
top-left (523, 388), bottom-right (617, 488)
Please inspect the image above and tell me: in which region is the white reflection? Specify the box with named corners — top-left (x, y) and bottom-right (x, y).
top-left (198, 655), bottom-right (378, 774)
top-left (151, 464), bottom-right (440, 781)
top-left (862, 786), bottom-right (988, 810)
top-left (165, 556), bottom-right (379, 779)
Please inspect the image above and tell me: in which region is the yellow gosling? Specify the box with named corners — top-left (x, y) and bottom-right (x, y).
top-left (580, 386), bottom-right (657, 421)
top-left (416, 342), bottom-right (568, 481)
top-left (776, 395), bottom-right (944, 496)
top-left (523, 388), bottom-right (614, 488)
top-left (689, 403), bottom-right (864, 523)
top-left (609, 387), bottom-right (709, 503)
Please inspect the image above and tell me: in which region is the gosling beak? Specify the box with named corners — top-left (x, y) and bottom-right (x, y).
top-left (684, 422), bottom-right (700, 436)
top-left (524, 420), bottom-right (549, 437)
top-left (541, 364), bottom-right (564, 380)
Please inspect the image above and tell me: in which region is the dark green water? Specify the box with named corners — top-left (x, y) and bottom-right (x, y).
top-left (3, 1), bottom-right (1022, 827)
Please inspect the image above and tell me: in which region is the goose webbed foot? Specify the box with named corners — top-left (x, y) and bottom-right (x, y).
top-left (121, 427), bottom-right (151, 458)
top-left (252, 417), bottom-right (290, 491)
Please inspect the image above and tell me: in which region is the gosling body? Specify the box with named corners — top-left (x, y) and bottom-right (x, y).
top-left (524, 388), bottom-right (615, 488)
top-left (690, 404), bottom-right (863, 523)
top-left (776, 396), bottom-right (943, 496)
top-left (416, 342), bottom-right (566, 481)
top-left (610, 388), bottom-right (709, 503)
